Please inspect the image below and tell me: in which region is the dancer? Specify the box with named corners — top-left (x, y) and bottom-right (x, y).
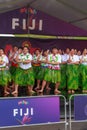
top-left (32, 49), bottom-right (42, 91)
top-left (39, 47), bottom-right (61, 95)
top-left (67, 49), bottom-right (79, 94)
top-left (0, 49), bottom-right (11, 96)
top-left (80, 49), bottom-right (87, 93)
top-left (13, 46), bottom-right (35, 96)
top-left (60, 50), bottom-right (67, 90)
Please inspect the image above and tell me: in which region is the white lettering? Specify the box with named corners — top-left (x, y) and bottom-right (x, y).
top-left (29, 19), bottom-right (35, 30)
top-left (12, 18), bottom-right (43, 31)
top-left (24, 108), bottom-right (29, 116)
top-left (39, 20), bottom-right (43, 31)
top-left (31, 108), bottom-right (34, 115)
top-left (20, 108), bottom-right (22, 116)
top-left (23, 19), bottom-right (26, 30)
top-left (12, 18), bottom-right (19, 29)
top-left (13, 108), bottom-right (34, 117)
top-left (13, 109), bottom-right (18, 117)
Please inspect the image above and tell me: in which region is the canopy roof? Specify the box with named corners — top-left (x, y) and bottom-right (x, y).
top-left (0, 0), bottom-right (87, 31)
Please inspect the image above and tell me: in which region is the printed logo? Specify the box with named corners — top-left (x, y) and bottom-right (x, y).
top-left (13, 100), bottom-right (34, 125)
top-left (18, 100), bottom-right (29, 105)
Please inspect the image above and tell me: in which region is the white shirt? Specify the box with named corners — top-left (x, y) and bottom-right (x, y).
top-left (40, 55), bottom-right (48, 67)
top-left (81, 55), bottom-right (87, 65)
top-left (67, 55), bottom-right (79, 64)
top-left (0, 55), bottom-right (9, 68)
top-left (78, 55), bottom-right (82, 61)
top-left (48, 54), bottom-right (61, 69)
top-left (18, 53), bottom-right (32, 70)
top-left (64, 54), bottom-right (69, 62)
top-left (61, 54), bottom-right (67, 63)
top-left (32, 54), bottom-right (42, 63)
top-left (48, 54), bottom-right (61, 63)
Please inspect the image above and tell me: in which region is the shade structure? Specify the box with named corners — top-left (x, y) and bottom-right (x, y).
top-left (0, 0), bottom-right (87, 32)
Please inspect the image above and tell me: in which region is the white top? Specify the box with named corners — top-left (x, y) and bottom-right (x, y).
top-left (40, 55), bottom-right (48, 67)
top-left (9, 51), bottom-right (18, 60)
top-left (18, 53), bottom-right (32, 69)
top-left (64, 54), bottom-right (69, 61)
top-left (48, 54), bottom-right (61, 69)
top-left (67, 55), bottom-right (79, 64)
top-left (32, 54), bottom-right (41, 63)
top-left (81, 55), bottom-right (87, 65)
top-left (78, 55), bottom-right (82, 61)
top-left (14, 52), bottom-right (18, 59)
top-left (61, 54), bottom-right (68, 63)
top-left (0, 55), bottom-right (9, 68)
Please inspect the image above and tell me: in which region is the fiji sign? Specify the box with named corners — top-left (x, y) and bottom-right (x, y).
top-left (11, 8), bottom-right (43, 32)
top-left (0, 96), bottom-right (60, 128)
top-left (12, 18), bottom-right (43, 31)
top-left (0, 7), bottom-right (44, 34)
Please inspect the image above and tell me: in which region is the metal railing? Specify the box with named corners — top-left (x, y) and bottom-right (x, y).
top-left (69, 94), bottom-right (87, 130)
top-left (0, 95), bottom-right (68, 130)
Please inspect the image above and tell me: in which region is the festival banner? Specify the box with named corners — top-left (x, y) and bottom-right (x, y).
top-left (0, 7), bottom-right (87, 36)
top-left (0, 96), bottom-right (60, 128)
top-left (74, 96), bottom-right (87, 120)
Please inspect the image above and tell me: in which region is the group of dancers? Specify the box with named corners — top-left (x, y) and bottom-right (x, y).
top-left (0, 45), bottom-right (87, 97)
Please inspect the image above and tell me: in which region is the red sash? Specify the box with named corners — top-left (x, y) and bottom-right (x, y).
top-left (11, 62), bottom-right (18, 67)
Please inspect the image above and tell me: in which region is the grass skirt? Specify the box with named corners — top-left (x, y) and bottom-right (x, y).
top-left (9, 66), bottom-right (17, 81)
top-left (44, 68), bottom-right (61, 83)
top-left (14, 67), bottom-right (35, 86)
top-left (59, 64), bottom-right (67, 89)
top-left (37, 66), bottom-right (48, 80)
top-left (32, 66), bottom-right (41, 79)
top-left (78, 64), bottom-right (82, 88)
top-left (0, 70), bottom-right (11, 86)
top-left (67, 64), bottom-right (79, 90)
top-left (80, 64), bottom-right (87, 90)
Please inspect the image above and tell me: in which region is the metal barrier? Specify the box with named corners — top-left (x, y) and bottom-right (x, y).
top-left (69, 94), bottom-right (87, 130)
top-left (0, 95), bottom-right (67, 130)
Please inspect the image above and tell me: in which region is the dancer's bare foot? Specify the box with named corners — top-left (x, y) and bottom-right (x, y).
top-left (34, 87), bottom-right (40, 91)
top-left (13, 93), bottom-right (18, 97)
top-left (54, 89), bottom-right (61, 95)
top-left (68, 90), bottom-right (72, 94)
top-left (4, 91), bottom-right (10, 96)
top-left (82, 90), bottom-right (87, 93)
top-left (39, 92), bottom-right (43, 96)
top-left (28, 90), bottom-right (35, 96)
top-left (72, 90), bottom-right (75, 94)
top-left (12, 90), bottom-right (18, 94)
top-left (12, 91), bottom-right (18, 97)
top-left (37, 91), bottom-right (43, 96)
top-left (4, 91), bottom-right (9, 95)
top-left (38, 89), bottom-right (43, 93)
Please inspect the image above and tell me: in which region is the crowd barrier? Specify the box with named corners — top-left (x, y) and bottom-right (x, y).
top-left (0, 95), bottom-right (67, 130)
top-left (2, 94), bottom-right (87, 130)
top-left (69, 94), bottom-right (87, 130)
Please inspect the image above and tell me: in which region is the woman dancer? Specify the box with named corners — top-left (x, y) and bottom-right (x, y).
top-left (13, 46), bottom-right (35, 96)
top-left (39, 47), bottom-right (61, 95)
top-left (67, 49), bottom-right (79, 94)
top-left (0, 49), bottom-right (11, 96)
